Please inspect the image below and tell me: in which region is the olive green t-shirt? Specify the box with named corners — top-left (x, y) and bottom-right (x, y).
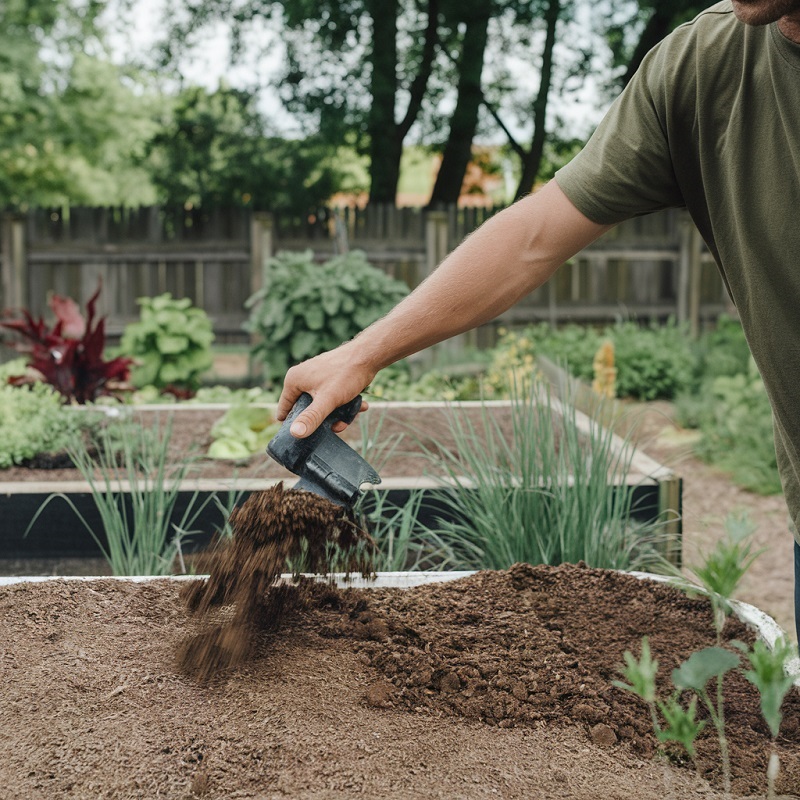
top-left (555, 1), bottom-right (800, 543)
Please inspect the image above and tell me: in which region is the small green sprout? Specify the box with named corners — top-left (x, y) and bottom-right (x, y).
top-left (741, 637), bottom-right (797, 799)
top-left (656, 695), bottom-right (706, 758)
top-left (614, 636), bottom-right (658, 704)
top-left (691, 512), bottom-right (762, 638)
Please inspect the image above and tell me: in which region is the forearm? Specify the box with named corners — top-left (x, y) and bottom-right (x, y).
top-left (346, 180), bottom-right (611, 372)
top-left (277, 180), bottom-right (611, 434)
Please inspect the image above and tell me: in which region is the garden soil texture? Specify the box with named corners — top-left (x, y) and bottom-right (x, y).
top-left (2, 562), bottom-right (800, 799)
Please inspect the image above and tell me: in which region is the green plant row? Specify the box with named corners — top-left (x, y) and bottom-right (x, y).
top-left (0, 360), bottom-right (98, 468)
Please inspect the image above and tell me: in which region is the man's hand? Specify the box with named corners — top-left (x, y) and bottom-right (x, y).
top-left (276, 342), bottom-right (376, 437)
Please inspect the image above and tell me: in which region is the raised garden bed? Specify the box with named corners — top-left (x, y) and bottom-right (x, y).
top-left (0, 400), bottom-right (681, 568)
top-left (1, 564), bottom-right (798, 798)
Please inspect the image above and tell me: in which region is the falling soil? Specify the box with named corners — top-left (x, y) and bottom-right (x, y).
top-left (2, 565), bottom-right (800, 799)
top-left (177, 484), bottom-right (375, 682)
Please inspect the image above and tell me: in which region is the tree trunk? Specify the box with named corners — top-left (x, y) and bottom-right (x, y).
top-left (366, 0), bottom-right (401, 204)
top-left (366, 0), bottom-right (440, 205)
top-left (426, 5), bottom-right (491, 208)
top-left (514, 0), bottom-right (560, 200)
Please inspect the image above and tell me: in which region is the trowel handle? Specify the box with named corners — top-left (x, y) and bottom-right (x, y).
top-left (291, 392), bottom-right (362, 430)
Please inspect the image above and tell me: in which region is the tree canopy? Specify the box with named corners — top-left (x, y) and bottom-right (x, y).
top-left (1, 0), bottom-right (714, 210)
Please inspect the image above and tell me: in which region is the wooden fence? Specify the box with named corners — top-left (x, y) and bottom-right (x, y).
top-left (0, 204), bottom-right (730, 347)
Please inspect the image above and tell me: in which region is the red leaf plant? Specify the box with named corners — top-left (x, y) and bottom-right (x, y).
top-left (0, 283), bottom-right (133, 404)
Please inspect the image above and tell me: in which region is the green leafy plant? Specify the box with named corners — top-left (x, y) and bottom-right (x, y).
top-left (124, 384), bottom-right (277, 406)
top-left (244, 250), bottom-right (409, 384)
top-left (617, 512), bottom-right (796, 798)
top-left (27, 416), bottom-right (216, 575)
top-left (207, 405), bottom-right (281, 460)
top-left (366, 360), bottom-right (482, 402)
top-left (686, 512), bottom-right (763, 641)
top-left (690, 366), bottom-right (780, 495)
top-left (0, 283), bottom-right (133, 403)
top-left (672, 646), bottom-right (741, 794)
top-left (614, 637), bottom-right (706, 775)
top-left (490, 320), bottom-right (694, 401)
top-left (740, 637), bottom-right (797, 799)
top-left (688, 315), bottom-right (752, 389)
top-left (0, 380), bottom-right (97, 468)
top-left (419, 376), bottom-right (667, 571)
top-left (119, 293), bottom-right (215, 396)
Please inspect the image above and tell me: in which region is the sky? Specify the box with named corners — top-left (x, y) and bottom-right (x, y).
top-left (102, 0), bottom-right (298, 131)
top-left (101, 0), bottom-right (613, 144)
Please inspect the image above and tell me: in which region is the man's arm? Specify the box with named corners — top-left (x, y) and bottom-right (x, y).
top-left (277, 179), bottom-right (612, 437)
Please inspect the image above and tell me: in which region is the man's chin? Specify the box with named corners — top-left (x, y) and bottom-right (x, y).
top-left (731, 0), bottom-right (799, 25)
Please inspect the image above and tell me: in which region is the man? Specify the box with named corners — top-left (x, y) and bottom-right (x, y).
top-left (277, 1), bottom-right (800, 643)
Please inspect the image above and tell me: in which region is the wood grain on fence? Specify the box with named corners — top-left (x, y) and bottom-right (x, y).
top-left (0, 204), bottom-right (731, 345)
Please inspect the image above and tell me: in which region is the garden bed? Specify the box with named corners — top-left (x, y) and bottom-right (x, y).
top-left (0, 401), bottom-right (681, 566)
top-left (1, 564), bottom-right (798, 798)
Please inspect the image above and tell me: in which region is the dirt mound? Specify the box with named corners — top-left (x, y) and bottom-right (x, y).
top-left (2, 568), bottom-right (799, 798)
top-left (177, 483), bottom-right (374, 681)
top-left (304, 563), bottom-right (800, 797)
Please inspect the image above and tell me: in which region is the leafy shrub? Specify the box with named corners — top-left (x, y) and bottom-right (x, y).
top-left (688, 315), bottom-right (751, 389)
top-left (0, 381), bottom-right (95, 468)
top-left (119, 293), bottom-right (215, 396)
top-left (488, 321), bottom-right (693, 401)
top-left (691, 363), bottom-right (781, 494)
top-left (244, 250), bottom-right (409, 383)
top-left (610, 321), bottom-right (693, 401)
top-left (0, 283), bottom-right (133, 403)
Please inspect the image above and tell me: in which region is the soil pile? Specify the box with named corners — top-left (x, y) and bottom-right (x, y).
top-left (2, 568), bottom-right (799, 798)
top-left (307, 563), bottom-right (800, 797)
top-left (177, 483), bottom-right (374, 681)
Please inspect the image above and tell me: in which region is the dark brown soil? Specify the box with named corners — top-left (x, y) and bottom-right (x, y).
top-left (177, 485), bottom-right (374, 682)
top-left (1, 565), bottom-right (799, 799)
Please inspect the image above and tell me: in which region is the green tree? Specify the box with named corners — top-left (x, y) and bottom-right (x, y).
top-left (142, 84), bottom-right (343, 211)
top-left (162, 0), bottom-right (440, 205)
top-left (0, 0), bottom-right (159, 208)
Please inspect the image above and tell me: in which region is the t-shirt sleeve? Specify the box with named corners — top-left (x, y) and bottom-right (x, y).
top-left (555, 42), bottom-right (685, 225)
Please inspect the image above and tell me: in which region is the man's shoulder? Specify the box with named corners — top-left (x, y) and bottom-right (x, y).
top-left (640, 1), bottom-right (745, 87)
top-left (663, 1), bottom-right (740, 49)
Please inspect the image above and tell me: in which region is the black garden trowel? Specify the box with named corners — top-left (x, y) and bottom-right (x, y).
top-left (266, 392), bottom-right (381, 509)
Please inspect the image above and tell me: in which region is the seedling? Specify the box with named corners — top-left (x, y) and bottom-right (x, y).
top-left (672, 646), bottom-right (741, 795)
top-left (739, 636), bottom-right (797, 799)
top-left (616, 512), bottom-right (796, 798)
top-left (688, 512), bottom-right (763, 641)
top-left (614, 637), bottom-right (706, 799)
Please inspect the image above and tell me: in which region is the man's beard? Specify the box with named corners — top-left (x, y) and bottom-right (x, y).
top-left (731, 0), bottom-right (800, 25)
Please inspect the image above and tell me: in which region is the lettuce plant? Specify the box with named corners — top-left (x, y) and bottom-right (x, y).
top-left (207, 406), bottom-right (281, 460)
top-left (0, 380), bottom-right (92, 468)
top-left (0, 284), bottom-right (133, 403)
